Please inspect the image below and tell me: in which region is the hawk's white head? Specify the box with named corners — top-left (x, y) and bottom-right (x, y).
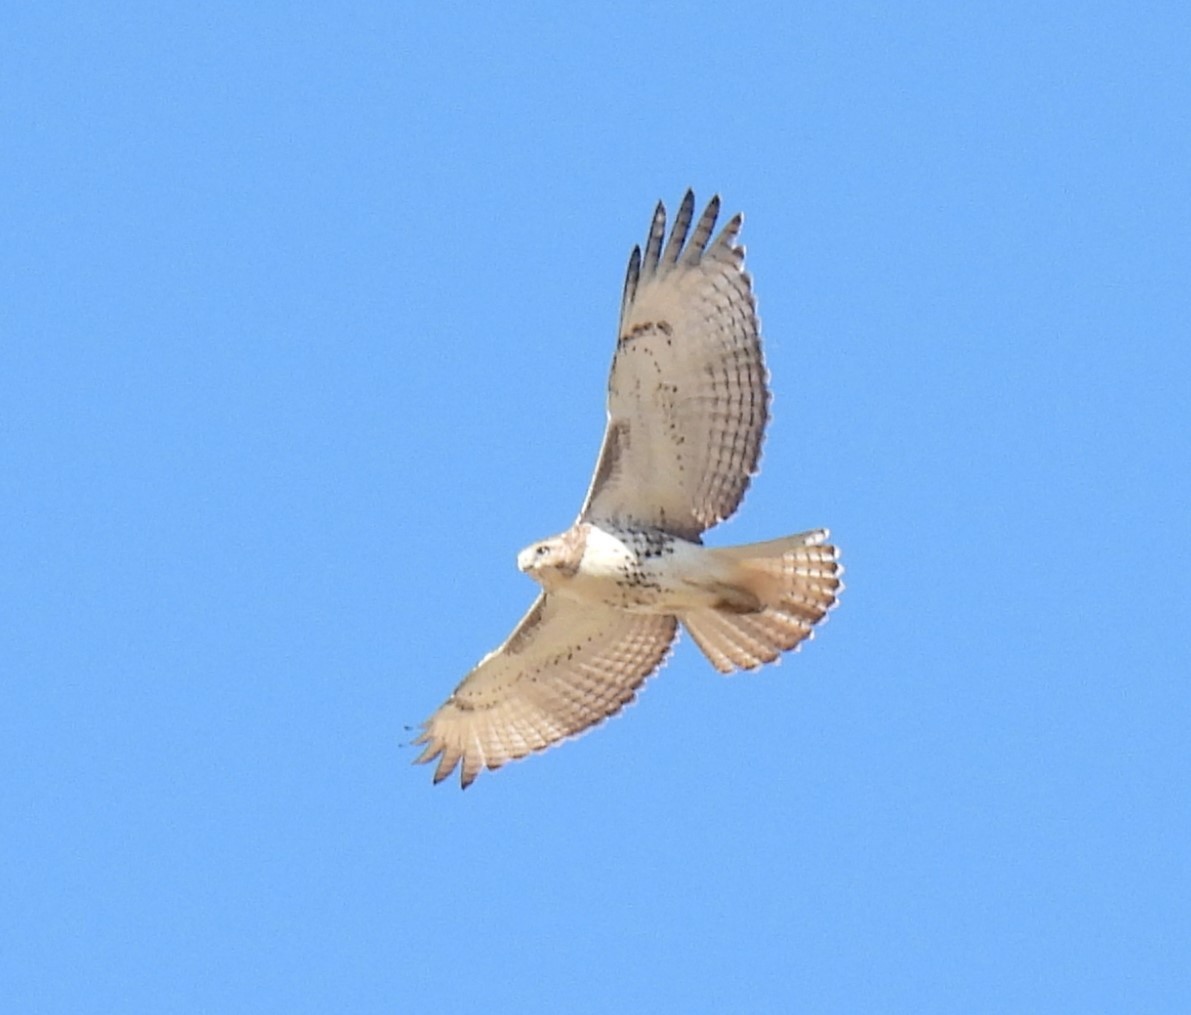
top-left (517, 527), bottom-right (586, 589)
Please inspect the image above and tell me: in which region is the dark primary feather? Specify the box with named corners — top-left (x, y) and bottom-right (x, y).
top-left (683, 195), bottom-right (720, 264)
top-left (660, 189), bottom-right (695, 267)
top-left (641, 200), bottom-right (666, 276)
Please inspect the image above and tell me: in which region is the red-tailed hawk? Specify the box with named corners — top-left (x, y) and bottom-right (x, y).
top-left (414, 192), bottom-right (842, 787)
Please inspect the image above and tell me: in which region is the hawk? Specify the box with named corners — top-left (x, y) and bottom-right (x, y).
top-left (414, 192), bottom-right (842, 787)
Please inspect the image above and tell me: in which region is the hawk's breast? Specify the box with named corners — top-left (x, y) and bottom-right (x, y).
top-left (559, 524), bottom-right (693, 611)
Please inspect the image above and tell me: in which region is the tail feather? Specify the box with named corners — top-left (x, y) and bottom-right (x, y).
top-left (682, 528), bottom-right (842, 674)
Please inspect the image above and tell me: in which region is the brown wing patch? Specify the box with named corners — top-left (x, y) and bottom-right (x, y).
top-left (584, 419), bottom-right (631, 512)
top-left (620, 319), bottom-right (674, 345)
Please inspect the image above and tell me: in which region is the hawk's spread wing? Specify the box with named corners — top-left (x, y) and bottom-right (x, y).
top-left (413, 594), bottom-right (677, 788)
top-left (579, 192), bottom-right (768, 539)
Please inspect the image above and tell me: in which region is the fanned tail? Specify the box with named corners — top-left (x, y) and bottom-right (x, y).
top-left (682, 529), bottom-right (842, 673)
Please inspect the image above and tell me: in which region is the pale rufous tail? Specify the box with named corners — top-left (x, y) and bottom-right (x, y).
top-left (682, 529), bottom-right (842, 673)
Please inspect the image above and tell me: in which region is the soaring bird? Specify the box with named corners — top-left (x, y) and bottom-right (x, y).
top-left (414, 192), bottom-right (842, 787)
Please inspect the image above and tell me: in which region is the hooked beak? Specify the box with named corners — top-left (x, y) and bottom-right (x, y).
top-left (516, 547), bottom-right (535, 573)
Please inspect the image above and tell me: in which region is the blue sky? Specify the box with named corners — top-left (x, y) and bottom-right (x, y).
top-left (3, 3), bottom-right (1189, 1012)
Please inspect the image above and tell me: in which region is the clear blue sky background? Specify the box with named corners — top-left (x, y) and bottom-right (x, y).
top-left (4, 3), bottom-right (1189, 1012)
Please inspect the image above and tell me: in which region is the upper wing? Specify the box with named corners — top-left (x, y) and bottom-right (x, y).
top-left (413, 594), bottom-right (677, 788)
top-left (579, 191), bottom-right (769, 539)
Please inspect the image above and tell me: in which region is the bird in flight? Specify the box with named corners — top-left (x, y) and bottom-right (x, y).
top-left (414, 192), bottom-right (842, 787)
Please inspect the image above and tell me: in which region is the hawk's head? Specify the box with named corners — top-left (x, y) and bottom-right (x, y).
top-left (517, 528), bottom-right (586, 588)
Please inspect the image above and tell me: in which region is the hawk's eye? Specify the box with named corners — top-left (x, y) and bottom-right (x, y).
top-left (535, 545), bottom-right (548, 557)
